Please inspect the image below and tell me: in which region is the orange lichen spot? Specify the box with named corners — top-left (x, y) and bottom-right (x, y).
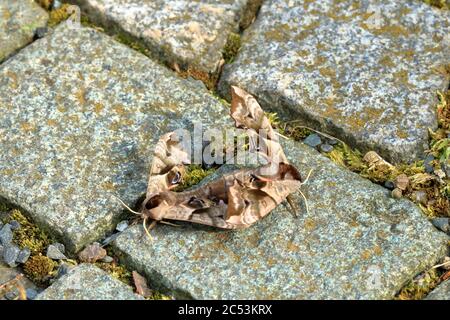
top-left (74, 88), bottom-right (86, 105)
top-left (94, 102), bottom-right (104, 114)
top-left (20, 122), bottom-right (35, 132)
top-left (46, 119), bottom-right (57, 127)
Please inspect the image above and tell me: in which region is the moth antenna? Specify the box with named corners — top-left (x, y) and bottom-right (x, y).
top-left (113, 195), bottom-right (141, 215)
top-left (274, 131), bottom-right (289, 140)
top-left (300, 169), bottom-right (313, 186)
top-left (160, 220), bottom-right (181, 227)
top-left (142, 217), bottom-right (154, 242)
top-left (297, 189), bottom-right (309, 216)
top-left (286, 194), bottom-right (298, 218)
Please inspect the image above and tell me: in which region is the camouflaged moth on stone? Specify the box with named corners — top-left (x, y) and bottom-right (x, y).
top-left (139, 86), bottom-right (303, 230)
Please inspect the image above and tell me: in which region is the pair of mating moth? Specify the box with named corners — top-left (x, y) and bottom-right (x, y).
top-left (130, 87), bottom-right (309, 234)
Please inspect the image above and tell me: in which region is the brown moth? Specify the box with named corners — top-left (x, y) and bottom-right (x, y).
top-left (138, 86), bottom-right (304, 230)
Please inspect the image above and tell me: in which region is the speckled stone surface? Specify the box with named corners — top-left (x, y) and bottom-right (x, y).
top-left (426, 280), bottom-right (450, 300)
top-left (0, 0), bottom-right (48, 63)
top-left (113, 139), bottom-right (449, 299)
top-left (69, 0), bottom-right (258, 75)
top-left (36, 264), bottom-right (142, 300)
top-left (0, 21), bottom-right (230, 252)
top-left (219, 0), bottom-right (450, 163)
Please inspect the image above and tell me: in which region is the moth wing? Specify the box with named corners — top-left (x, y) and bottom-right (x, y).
top-left (162, 200), bottom-right (236, 229)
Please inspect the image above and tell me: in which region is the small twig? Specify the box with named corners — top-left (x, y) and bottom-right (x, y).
top-left (0, 274), bottom-right (26, 300)
top-left (432, 260), bottom-right (450, 269)
top-left (284, 122), bottom-right (346, 145)
top-left (274, 131), bottom-right (289, 140)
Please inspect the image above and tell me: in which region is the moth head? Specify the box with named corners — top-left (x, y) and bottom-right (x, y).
top-left (141, 192), bottom-right (175, 221)
top-left (141, 165), bottom-right (185, 218)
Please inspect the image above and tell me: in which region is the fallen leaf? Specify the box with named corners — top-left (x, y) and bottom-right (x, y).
top-left (441, 270), bottom-right (450, 281)
top-left (132, 271), bottom-right (152, 298)
top-left (78, 242), bottom-right (107, 263)
top-left (394, 174), bottom-right (410, 191)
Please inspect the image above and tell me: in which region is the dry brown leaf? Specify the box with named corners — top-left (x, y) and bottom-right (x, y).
top-left (132, 271), bottom-right (153, 298)
top-left (363, 151), bottom-right (394, 169)
top-left (78, 242), bottom-right (107, 263)
top-left (394, 174), bottom-right (410, 191)
top-left (441, 271), bottom-right (450, 281)
top-left (0, 274), bottom-right (26, 300)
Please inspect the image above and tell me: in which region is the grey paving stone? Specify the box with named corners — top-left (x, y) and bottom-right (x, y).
top-left (112, 139), bottom-right (449, 299)
top-left (0, 21), bottom-right (230, 253)
top-left (35, 263), bottom-right (143, 300)
top-left (426, 280), bottom-right (450, 300)
top-left (0, 0), bottom-right (48, 63)
top-left (69, 0), bottom-right (259, 75)
top-left (219, 0), bottom-right (450, 163)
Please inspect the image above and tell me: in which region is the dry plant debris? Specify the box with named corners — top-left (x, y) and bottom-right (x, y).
top-left (0, 274), bottom-right (27, 300)
top-left (78, 242), bottom-right (107, 263)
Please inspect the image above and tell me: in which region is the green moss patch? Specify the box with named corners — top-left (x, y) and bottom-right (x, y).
top-left (23, 254), bottom-right (57, 284)
top-left (175, 164), bottom-right (216, 191)
top-left (3, 209), bottom-right (52, 254)
top-left (422, 0), bottom-right (449, 9)
top-left (396, 268), bottom-right (442, 300)
top-left (222, 33), bottom-right (241, 64)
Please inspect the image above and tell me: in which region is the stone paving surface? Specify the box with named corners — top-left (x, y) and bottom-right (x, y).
top-left (426, 280), bottom-right (450, 300)
top-left (112, 139), bottom-right (448, 299)
top-left (69, 0), bottom-right (259, 75)
top-left (0, 0), bottom-right (449, 300)
top-left (219, 0), bottom-right (450, 163)
top-left (0, 0), bottom-right (48, 63)
top-left (36, 263), bottom-right (142, 300)
top-left (0, 21), bottom-right (230, 253)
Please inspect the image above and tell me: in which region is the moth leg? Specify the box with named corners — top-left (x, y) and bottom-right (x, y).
top-left (160, 220), bottom-right (181, 227)
top-left (142, 217), bottom-right (156, 242)
top-left (297, 189), bottom-right (309, 216)
top-left (286, 194), bottom-right (298, 218)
